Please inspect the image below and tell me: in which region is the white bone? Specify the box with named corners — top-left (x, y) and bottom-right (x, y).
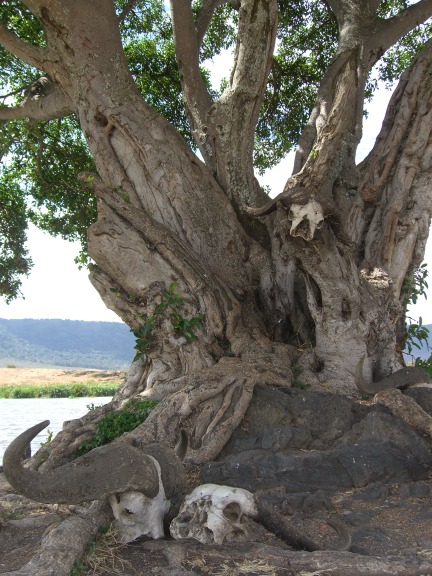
top-left (288, 200), bottom-right (324, 241)
top-left (170, 483), bottom-right (257, 545)
top-left (108, 456), bottom-right (169, 543)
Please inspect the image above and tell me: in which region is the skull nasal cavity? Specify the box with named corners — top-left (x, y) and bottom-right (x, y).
top-left (223, 502), bottom-right (241, 521)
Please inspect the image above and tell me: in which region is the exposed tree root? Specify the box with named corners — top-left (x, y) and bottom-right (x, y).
top-left (128, 351), bottom-right (293, 465)
top-left (3, 509), bottom-right (431, 576)
top-left (139, 539), bottom-right (432, 576)
top-left (0, 501), bottom-right (112, 576)
top-left (255, 493), bottom-right (351, 552)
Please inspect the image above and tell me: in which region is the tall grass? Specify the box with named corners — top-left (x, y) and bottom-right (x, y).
top-left (0, 382), bottom-right (119, 399)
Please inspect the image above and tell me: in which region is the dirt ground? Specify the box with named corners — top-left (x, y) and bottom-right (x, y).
top-left (1, 473), bottom-right (432, 575)
top-left (0, 367), bottom-right (126, 386)
top-left (1, 373), bottom-right (432, 575)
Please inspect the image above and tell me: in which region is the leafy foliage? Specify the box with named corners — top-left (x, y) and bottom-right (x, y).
top-left (377, 1), bottom-right (432, 87)
top-left (254, 0), bottom-right (338, 172)
top-left (415, 355), bottom-right (432, 377)
top-left (0, 382), bottom-right (119, 399)
top-left (404, 263), bottom-right (430, 357)
top-left (132, 283), bottom-right (205, 360)
top-left (0, 178), bottom-right (32, 301)
top-left (77, 398), bottom-right (158, 455)
top-left (1, 0), bottom-right (431, 299)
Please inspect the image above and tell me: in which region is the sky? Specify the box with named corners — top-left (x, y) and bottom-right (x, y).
top-left (0, 58), bottom-right (430, 325)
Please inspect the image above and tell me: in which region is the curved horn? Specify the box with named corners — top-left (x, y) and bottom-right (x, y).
top-left (3, 421), bottom-right (160, 504)
top-left (355, 356), bottom-right (430, 395)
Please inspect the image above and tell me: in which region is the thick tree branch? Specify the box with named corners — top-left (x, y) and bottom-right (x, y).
top-left (196, 0), bottom-right (226, 48)
top-left (21, 0), bottom-right (45, 14)
top-left (169, 0), bottom-right (213, 127)
top-left (0, 22), bottom-right (47, 70)
top-left (358, 39), bottom-right (432, 294)
top-left (0, 78), bottom-right (74, 121)
top-left (371, 0), bottom-right (432, 54)
top-left (171, 0), bottom-right (276, 208)
top-left (117, 0), bottom-right (139, 23)
top-left (197, 0), bottom-right (277, 212)
top-left (292, 0), bottom-right (432, 177)
top-left (323, 0), bottom-right (340, 13)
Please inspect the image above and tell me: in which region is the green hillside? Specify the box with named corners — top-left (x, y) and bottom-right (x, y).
top-left (0, 318), bottom-right (135, 369)
top-left (0, 318), bottom-right (429, 370)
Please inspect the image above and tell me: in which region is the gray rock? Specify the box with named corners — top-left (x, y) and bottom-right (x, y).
top-left (350, 483), bottom-right (390, 502)
top-left (399, 481), bottom-right (432, 498)
top-left (202, 386), bottom-right (432, 493)
top-left (404, 386), bottom-right (432, 415)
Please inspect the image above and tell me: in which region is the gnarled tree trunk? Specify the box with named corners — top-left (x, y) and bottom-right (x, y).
top-left (2, 3), bottom-right (432, 575)
top-left (1, 0), bottom-right (431, 462)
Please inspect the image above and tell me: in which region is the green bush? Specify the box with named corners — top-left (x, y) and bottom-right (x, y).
top-left (78, 399), bottom-right (158, 455)
top-left (11, 387), bottom-right (36, 398)
top-left (0, 382), bottom-right (120, 399)
top-left (415, 356), bottom-right (432, 378)
top-left (70, 384), bottom-right (87, 397)
top-left (49, 387), bottom-right (71, 398)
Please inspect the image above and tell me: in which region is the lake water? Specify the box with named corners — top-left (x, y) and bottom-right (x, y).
top-left (0, 397), bottom-right (112, 466)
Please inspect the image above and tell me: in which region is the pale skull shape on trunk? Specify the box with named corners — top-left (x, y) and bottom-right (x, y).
top-left (288, 200), bottom-right (324, 241)
top-left (108, 458), bottom-right (170, 543)
top-left (170, 483), bottom-right (258, 544)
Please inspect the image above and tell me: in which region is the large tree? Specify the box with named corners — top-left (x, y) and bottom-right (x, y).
top-left (1, 0), bottom-right (432, 464)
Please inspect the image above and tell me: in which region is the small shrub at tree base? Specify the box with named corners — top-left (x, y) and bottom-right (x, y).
top-left (404, 262), bottom-right (430, 358)
top-left (40, 429), bottom-right (53, 447)
top-left (132, 283), bottom-right (205, 360)
top-left (77, 398), bottom-right (158, 456)
top-left (415, 356), bottom-right (432, 378)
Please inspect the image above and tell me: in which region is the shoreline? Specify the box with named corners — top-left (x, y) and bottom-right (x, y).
top-left (0, 367), bottom-right (126, 387)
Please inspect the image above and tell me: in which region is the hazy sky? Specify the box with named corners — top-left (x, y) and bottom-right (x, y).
top-left (0, 64), bottom-right (430, 324)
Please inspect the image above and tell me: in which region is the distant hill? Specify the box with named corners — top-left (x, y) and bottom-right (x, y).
top-left (0, 318), bottom-right (135, 369)
top-left (0, 318), bottom-right (429, 370)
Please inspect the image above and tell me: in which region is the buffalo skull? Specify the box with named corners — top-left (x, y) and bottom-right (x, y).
top-left (288, 200), bottom-right (324, 241)
top-left (170, 483), bottom-right (258, 544)
top-left (2, 421), bottom-right (188, 543)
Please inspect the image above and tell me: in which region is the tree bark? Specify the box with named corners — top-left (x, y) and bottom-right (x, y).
top-left (246, 4), bottom-right (432, 390)
top-left (1, 0), bottom-right (432, 462)
top-left (2, 2), bottom-right (432, 573)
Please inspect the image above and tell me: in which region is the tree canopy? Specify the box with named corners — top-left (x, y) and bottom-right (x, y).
top-left (1, 0), bottom-right (431, 301)
top-left (2, 4), bottom-right (432, 573)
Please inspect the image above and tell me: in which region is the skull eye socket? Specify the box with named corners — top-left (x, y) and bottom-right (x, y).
top-left (223, 502), bottom-right (241, 522)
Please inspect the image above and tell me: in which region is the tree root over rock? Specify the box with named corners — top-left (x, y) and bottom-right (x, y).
top-left (0, 501), bottom-right (112, 576)
top-left (122, 352), bottom-right (294, 466)
top-left (2, 505), bottom-right (432, 576)
top-left (255, 492), bottom-right (351, 552)
top-left (138, 539), bottom-right (432, 576)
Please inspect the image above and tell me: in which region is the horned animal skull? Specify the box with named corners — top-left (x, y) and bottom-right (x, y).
top-left (2, 421), bottom-right (188, 544)
top-left (109, 457), bottom-right (170, 542)
top-left (170, 483), bottom-right (258, 544)
top-left (288, 200), bottom-right (324, 241)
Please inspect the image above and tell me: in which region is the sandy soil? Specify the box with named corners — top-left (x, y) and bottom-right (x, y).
top-left (0, 367), bottom-right (126, 386)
